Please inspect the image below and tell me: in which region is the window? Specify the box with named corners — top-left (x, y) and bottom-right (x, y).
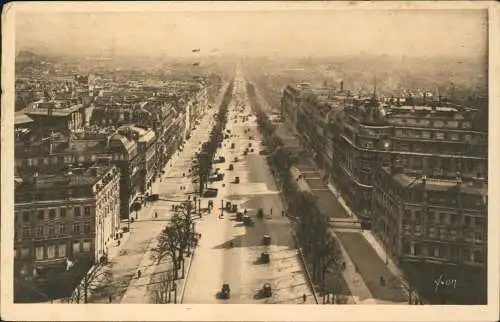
top-left (434, 121), bottom-right (444, 128)
top-left (449, 230), bottom-right (457, 241)
top-left (428, 227), bottom-right (437, 238)
top-left (422, 131), bottom-right (431, 139)
top-left (435, 132), bottom-right (445, 140)
top-left (404, 209), bottom-right (411, 218)
top-left (449, 214), bottom-right (456, 224)
top-left (59, 223), bottom-right (66, 235)
top-left (35, 246), bottom-right (44, 260)
top-left (21, 248), bottom-right (30, 259)
top-left (47, 245), bottom-right (55, 259)
top-left (48, 225), bottom-right (55, 236)
top-left (439, 246), bottom-right (447, 258)
top-left (83, 240), bottom-right (91, 252)
top-left (449, 247), bottom-right (458, 261)
top-left (84, 222), bottom-right (91, 233)
top-left (22, 228), bottom-right (30, 238)
top-left (439, 213), bottom-right (447, 224)
top-left (462, 122), bottom-right (471, 129)
top-left (475, 232), bottom-right (483, 242)
top-left (73, 241), bottom-right (81, 253)
top-left (23, 211), bottom-right (31, 222)
top-left (37, 210), bottom-right (44, 221)
top-left (450, 133), bottom-right (459, 141)
top-left (428, 245), bottom-right (435, 257)
top-left (439, 228), bottom-right (447, 240)
top-left (414, 211), bottom-right (422, 221)
top-left (84, 207), bottom-right (91, 216)
top-left (58, 244), bottom-right (66, 258)
top-left (74, 207), bottom-right (81, 217)
top-left (414, 225), bottom-right (422, 236)
top-left (49, 209), bottom-right (56, 220)
top-left (475, 217), bottom-right (484, 226)
top-left (35, 226), bottom-right (43, 238)
top-left (73, 223), bottom-right (80, 233)
top-left (462, 249), bottom-right (470, 262)
top-left (428, 211), bottom-right (436, 223)
top-left (60, 208), bottom-right (67, 218)
top-left (464, 216), bottom-right (471, 225)
top-left (473, 250), bottom-right (484, 263)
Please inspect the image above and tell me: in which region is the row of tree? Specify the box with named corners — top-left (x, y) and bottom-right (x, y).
top-left (197, 80), bottom-right (234, 195)
top-left (246, 81), bottom-right (346, 304)
top-left (151, 202), bottom-right (198, 303)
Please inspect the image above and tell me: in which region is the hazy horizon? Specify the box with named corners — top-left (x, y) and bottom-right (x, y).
top-left (16, 9), bottom-right (487, 60)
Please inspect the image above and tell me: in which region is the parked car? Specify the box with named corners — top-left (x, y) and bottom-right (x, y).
top-left (147, 194), bottom-right (159, 201)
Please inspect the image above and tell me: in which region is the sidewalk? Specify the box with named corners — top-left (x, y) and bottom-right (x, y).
top-left (327, 181), bottom-right (415, 301)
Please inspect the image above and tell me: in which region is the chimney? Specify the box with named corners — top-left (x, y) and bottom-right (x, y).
top-left (340, 80), bottom-right (344, 92)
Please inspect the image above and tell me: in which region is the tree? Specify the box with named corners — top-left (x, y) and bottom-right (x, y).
top-left (152, 225), bottom-right (182, 279)
top-left (153, 269), bottom-right (175, 304)
top-left (69, 263), bottom-right (111, 304)
top-left (172, 203), bottom-right (196, 273)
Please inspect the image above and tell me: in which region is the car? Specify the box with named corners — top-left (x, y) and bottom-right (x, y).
top-left (262, 234), bottom-right (271, 245)
top-left (147, 194), bottom-right (160, 201)
top-left (219, 283), bottom-right (231, 299)
top-left (260, 252), bottom-right (270, 264)
top-left (243, 215), bottom-right (254, 226)
top-left (234, 177), bottom-right (240, 184)
top-left (262, 283), bottom-right (272, 297)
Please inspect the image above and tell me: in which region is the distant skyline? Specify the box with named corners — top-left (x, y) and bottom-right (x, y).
top-left (16, 9), bottom-right (487, 60)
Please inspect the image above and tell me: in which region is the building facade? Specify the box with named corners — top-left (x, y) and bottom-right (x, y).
top-left (372, 166), bottom-right (487, 303)
top-left (14, 166), bottom-right (120, 281)
top-left (15, 131), bottom-right (141, 219)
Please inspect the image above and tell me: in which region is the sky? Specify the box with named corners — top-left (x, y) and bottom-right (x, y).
top-left (15, 8), bottom-right (488, 59)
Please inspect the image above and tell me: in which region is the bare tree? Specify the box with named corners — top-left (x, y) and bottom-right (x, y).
top-left (152, 225), bottom-right (182, 279)
top-left (153, 271), bottom-right (173, 304)
top-left (69, 263), bottom-right (111, 304)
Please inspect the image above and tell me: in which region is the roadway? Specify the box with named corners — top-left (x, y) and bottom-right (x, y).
top-left (182, 74), bottom-right (315, 304)
top-left (87, 89), bottom-right (222, 303)
top-left (249, 79), bottom-right (408, 304)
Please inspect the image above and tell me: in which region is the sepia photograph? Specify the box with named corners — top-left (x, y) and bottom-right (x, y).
top-left (1, 1), bottom-right (499, 321)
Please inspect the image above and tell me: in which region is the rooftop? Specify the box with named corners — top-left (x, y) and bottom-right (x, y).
top-left (383, 167), bottom-right (487, 196)
top-left (16, 166), bottom-right (113, 191)
top-left (15, 111), bottom-right (34, 125)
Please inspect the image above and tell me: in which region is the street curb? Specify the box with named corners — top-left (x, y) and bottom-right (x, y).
top-left (178, 237), bottom-right (196, 304)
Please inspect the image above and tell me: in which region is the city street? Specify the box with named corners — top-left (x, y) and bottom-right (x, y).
top-left (182, 75), bottom-right (315, 304)
top-left (251, 82), bottom-right (408, 304)
top-left (87, 99), bottom-right (219, 303)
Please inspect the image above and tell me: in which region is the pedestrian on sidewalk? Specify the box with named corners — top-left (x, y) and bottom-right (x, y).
top-left (108, 295), bottom-right (113, 303)
top-left (302, 294), bottom-right (307, 303)
top-left (155, 212), bottom-right (158, 219)
top-left (137, 270), bottom-right (142, 279)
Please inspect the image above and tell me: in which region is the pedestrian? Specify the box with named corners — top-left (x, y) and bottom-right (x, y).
top-left (155, 212), bottom-right (158, 219)
top-left (270, 208), bottom-right (273, 216)
top-left (108, 295), bottom-right (113, 303)
top-left (281, 210), bottom-right (285, 217)
top-left (302, 294), bottom-right (307, 303)
top-left (342, 262), bottom-right (346, 270)
top-left (137, 270), bottom-right (142, 279)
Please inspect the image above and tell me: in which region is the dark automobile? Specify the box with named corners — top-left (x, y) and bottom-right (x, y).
top-left (147, 194), bottom-right (160, 201)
